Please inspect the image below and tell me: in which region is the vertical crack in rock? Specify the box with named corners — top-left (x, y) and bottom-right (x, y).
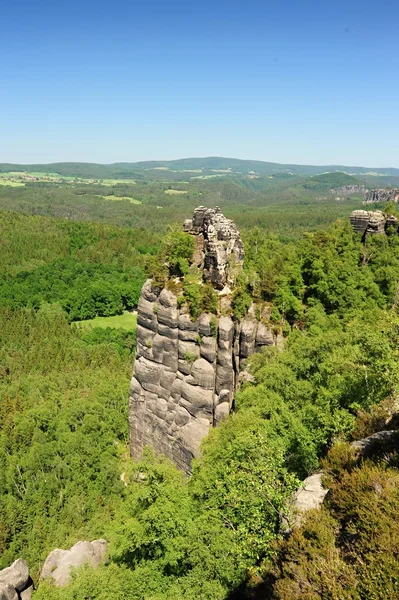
top-left (129, 207), bottom-right (279, 473)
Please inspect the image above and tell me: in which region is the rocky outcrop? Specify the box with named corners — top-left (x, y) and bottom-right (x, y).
top-left (130, 208), bottom-right (278, 473)
top-left (282, 473), bottom-right (329, 532)
top-left (40, 540), bottom-right (108, 587)
top-left (331, 184), bottom-right (366, 198)
top-left (351, 429), bottom-right (399, 458)
top-left (0, 560), bottom-right (33, 600)
top-left (184, 206), bottom-right (244, 289)
top-left (350, 209), bottom-right (398, 237)
top-left (364, 188), bottom-right (399, 204)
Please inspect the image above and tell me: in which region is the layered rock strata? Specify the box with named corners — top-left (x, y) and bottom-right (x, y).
top-left (129, 208), bottom-right (278, 473)
top-left (364, 188), bottom-right (399, 204)
top-left (350, 209), bottom-right (398, 237)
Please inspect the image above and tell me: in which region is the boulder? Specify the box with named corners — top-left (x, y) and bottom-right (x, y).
top-left (181, 380), bottom-right (214, 414)
top-left (157, 304), bottom-right (178, 328)
top-left (239, 319), bottom-right (257, 357)
top-left (135, 356), bottom-right (161, 387)
top-left (40, 540), bottom-right (108, 587)
top-left (190, 358), bottom-right (215, 389)
top-left (158, 288), bottom-right (178, 308)
top-left (255, 322), bottom-right (274, 347)
top-left (218, 316), bottom-right (234, 343)
top-left (215, 402), bottom-right (230, 423)
top-left (178, 313), bottom-right (198, 331)
top-left (0, 560), bottom-right (32, 600)
top-left (351, 429), bottom-right (399, 457)
top-left (284, 473), bottom-right (329, 531)
top-left (141, 279), bottom-right (160, 302)
top-left (200, 336), bottom-right (217, 363)
top-left (197, 313), bottom-right (212, 336)
top-left (178, 340), bottom-right (200, 361)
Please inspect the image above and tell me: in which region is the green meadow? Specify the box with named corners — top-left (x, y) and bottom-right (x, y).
top-left (95, 195), bottom-right (142, 204)
top-left (75, 311), bottom-right (137, 330)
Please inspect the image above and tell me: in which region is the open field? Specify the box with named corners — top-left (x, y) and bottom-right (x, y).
top-left (164, 189), bottom-right (188, 195)
top-left (100, 179), bottom-right (137, 186)
top-left (75, 311), bottom-right (137, 330)
top-left (0, 179), bottom-right (25, 187)
top-left (0, 171), bottom-right (137, 186)
top-left (95, 194), bottom-right (142, 204)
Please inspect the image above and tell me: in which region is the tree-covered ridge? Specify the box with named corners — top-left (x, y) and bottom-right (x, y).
top-left (0, 169), bottom-right (373, 241)
top-left (1, 157), bottom-right (398, 178)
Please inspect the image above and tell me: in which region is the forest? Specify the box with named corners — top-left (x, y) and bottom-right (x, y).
top-left (0, 166), bottom-right (398, 599)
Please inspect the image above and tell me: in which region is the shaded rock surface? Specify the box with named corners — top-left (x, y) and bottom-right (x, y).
top-left (351, 429), bottom-right (399, 458)
top-left (40, 540), bottom-right (108, 587)
top-left (0, 560), bottom-right (32, 600)
top-left (364, 188), bottom-right (399, 204)
top-left (130, 208), bottom-right (279, 473)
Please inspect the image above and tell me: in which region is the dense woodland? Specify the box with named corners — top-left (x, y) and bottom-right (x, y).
top-left (0, 167), bottom-right (398, 599)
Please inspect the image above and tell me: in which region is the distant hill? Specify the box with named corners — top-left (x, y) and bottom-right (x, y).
top-left (0, 157), bottom-right (398, 179)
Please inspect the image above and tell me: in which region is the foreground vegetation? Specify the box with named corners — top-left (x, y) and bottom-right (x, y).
top-left (0, 173), bottom-right (398, 598)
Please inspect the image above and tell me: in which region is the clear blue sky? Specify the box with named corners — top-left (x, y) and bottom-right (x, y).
top-left (1, 0), bottom-right (398, 167)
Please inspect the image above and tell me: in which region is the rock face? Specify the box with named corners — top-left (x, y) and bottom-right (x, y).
top-left (130, 208), bottom-right (278, 473)
top-left (0, 559), bottom-right (33, 600)
top-left (350, 209), bottom-right (398, 237)
top-left (40, 540), bottom-right (108, 587)
top-left (351, 429), bottom-right (399, 458)
top-left (283, 473), bottom-right (329, 532)
top-left (331, 184), bottom-right (366, 199)
top-left (364, 188), bottom-right (399, 204)
top-left (184, 206), bottom-right (244, 289)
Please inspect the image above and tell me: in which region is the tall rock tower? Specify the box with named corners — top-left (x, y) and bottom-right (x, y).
top-left (129, 207), bottom-right (279, 473)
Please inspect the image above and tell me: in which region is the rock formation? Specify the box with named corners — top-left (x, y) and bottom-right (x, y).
top-left (129, 207), bottom-right (279, 473)
top-left (350, 209), bottom-right (398, 237)
top-left (364, 188), bottom-right (399, 204)
top-left (40, 540), bottom-right (108, 587)
top-left (331, 184), bottom-right (366, 199)
top-left (183, 206), bottom-right (244, 289)
top-left (0, 559), bottom-right (33, 600)
top-left (283, 473), bottom-right (329, 532)
top-left (351, 429), bottom-right (399, 458)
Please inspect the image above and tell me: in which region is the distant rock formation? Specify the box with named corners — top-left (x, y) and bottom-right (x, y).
top-left (364, 188), bottom-right (399, 204)
top-left (40, 540), bottom-right (108, 587)
top-left (331, 184), bottom-right (366, 199)
top-left (350, 209), bottom-right (398, 237)
top-left (129, 207), bottom-right (279, 473)
top-left (0, 559), bottom-right (33, 600)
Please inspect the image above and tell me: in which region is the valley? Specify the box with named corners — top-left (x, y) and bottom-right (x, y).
top-left (0, 158), bottom-right (398, 599)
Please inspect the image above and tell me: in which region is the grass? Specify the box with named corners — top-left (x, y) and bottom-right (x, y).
top-left (164, 189), bottom-right (188, 195)
top-left (95, 195), bottom-right (142, 204)
top-left (99, 179), bottom-right (137, 186)
top-left (0, 179), bottom-right (25, 187)
top-left (75, 311), bottom-right (137, 331)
